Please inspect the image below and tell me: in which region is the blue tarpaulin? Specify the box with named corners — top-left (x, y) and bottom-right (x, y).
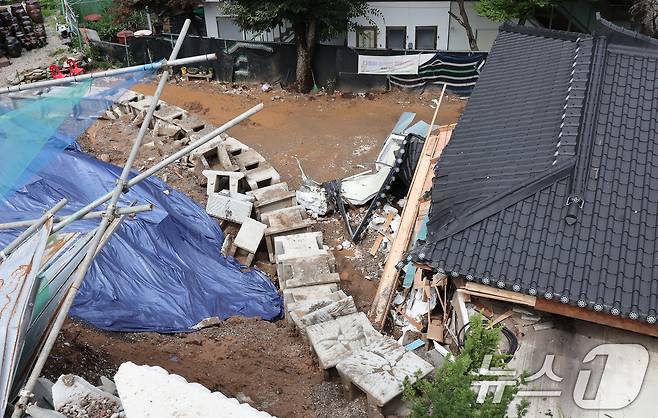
top-left (0, 145), bottom-right (284, 332)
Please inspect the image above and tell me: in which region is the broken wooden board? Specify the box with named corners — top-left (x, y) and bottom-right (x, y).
top-left (306, 312), bottom-right (383, 369)
top-left (336, 337), bottom-right (434, 407)
top-left (369, 128), bottom-right (453, 329)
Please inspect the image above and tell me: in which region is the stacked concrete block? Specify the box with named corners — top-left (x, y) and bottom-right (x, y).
top-left (261, 206), bottom-right (314, 262)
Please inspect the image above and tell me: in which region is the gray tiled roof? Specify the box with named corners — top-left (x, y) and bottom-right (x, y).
top-left (411, 19), bottom-right (658, 324)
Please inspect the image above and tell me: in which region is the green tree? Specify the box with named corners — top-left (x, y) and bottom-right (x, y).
top-left (475, 0), bottom-right (559, 25)
top-left (402, 315), bottom-right (529, 418)
top-left (223, 0), bottom-right (373, 92)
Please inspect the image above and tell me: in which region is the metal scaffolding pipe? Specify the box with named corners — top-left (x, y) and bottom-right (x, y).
top-left (52, 103), bottom-right (264, 234)
top-left (0, 199), bottom-right (68, 260)
top-left (10, 19), bottom-right (193, 418)
top-left (0, 53), bottom-right (217, 94)
top-left (0, 204), bottom-right (153, 231)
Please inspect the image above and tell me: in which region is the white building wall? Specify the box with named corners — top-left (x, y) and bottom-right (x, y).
top-left (447, 1), bottom-right (500, 51)
top-left (203, 1), bottom-right (275, 41)
top-left (348, 1), bottom-right (451, 50)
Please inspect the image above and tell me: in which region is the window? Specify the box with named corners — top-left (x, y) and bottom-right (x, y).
top-left (386, 26), bottom-right (407, 49)
top-left (415, 26), bottom-right (437, 50)
top-left (356, 26), bottom-right (377, 48)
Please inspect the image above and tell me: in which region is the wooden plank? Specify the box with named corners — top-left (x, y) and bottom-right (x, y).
top-left (488, 310), bottom-right (514, 328)
top-left (535, 299), bottom-right (658, 338)
top-left (369, 128), bottom-right (453, 329)
top-left (459, 281), bottom-right (537, 307)
top-left (369, 211), bottom-right (396, 256)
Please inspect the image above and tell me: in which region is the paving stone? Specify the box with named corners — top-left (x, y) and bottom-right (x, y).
top-left (233, 218), bottom-right (267, 255)
top-left (306, 312), bottom-right (383, 369)
top-left (274, 232), bottom-right (327, 263)
top-left (336, 337), bottom-right (434, 407)
top-left (206, 191), bottom-right (253, 224)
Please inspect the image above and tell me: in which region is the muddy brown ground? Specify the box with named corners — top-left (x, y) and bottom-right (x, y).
top-left (47, 81), bottom-right (464, 417)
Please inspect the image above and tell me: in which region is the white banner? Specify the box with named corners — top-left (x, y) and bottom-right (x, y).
top-left (357, 54), bottom-right (421, 75)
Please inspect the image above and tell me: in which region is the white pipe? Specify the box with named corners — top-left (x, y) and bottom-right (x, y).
top-left (0, 204), bottom-right (153, 230)
top-left (0, 54), bottom-right (216, 94)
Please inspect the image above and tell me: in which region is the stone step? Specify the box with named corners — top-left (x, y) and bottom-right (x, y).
top-left (336, 337), bottom-right (434, 408)
top-left (305, 312), bottom-right (383, 370)
top-left (290, 296), bottom-right (358, 336)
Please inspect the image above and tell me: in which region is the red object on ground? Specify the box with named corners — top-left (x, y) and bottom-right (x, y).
top-left (67, 58), bottom-right (84, 76)
top-left (83, 13), bottom-right (102, 22)
top-left (116, 30), bottom-right (134, 45)
top-left (49, 64), bottom-right (64, 79)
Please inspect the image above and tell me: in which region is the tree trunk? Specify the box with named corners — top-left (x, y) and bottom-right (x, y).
top-left (294, 17), bottom-right (317, 93)
top-left (456, 0), bottom-right (479, 51)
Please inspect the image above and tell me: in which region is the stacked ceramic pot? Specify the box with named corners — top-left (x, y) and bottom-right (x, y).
top-left (0, 1), bottom-right (48, 58)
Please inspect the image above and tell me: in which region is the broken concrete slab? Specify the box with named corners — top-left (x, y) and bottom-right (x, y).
top-left (336, 337), bottom-right (434, 407)
top-left (244, 164), bottom-right (281, 191)
top-left (203, 170), bottom-right (245, 194)
top-left (282, 283), bottom-right (340, 311)
top-left (248, 182), bottom-right (289, 200)
top-left (114, 362), bottom-right (273, 417)
top-left (285, 273), bottom-right (341, 290)
top-left (262, 206), bottom-right (314, 262)
top-left (300, 296), bottom-right (358, 327)
top-left (274, 232), bottom-right (327, 263)
top-left (306, 312), bottom-right (383, 369)
top-left (24, 405), bottom-right (66, 418)
top-left (52, 374), bottom-right (121, 414)
top-left (129, 96), bottom-right (165, 117)
top-left (286, 290), bottom-right (349, 315)
top-left (206, 191), bottom-right (254, 224)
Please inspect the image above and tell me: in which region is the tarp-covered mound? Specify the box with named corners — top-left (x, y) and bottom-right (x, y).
top-left (0, 147), bottom-right (284, 332)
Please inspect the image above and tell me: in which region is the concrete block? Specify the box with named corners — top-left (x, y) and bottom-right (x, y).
top-left (206, 191), bottom-right (253, 224)
top-left (154, 105), bottom-right (186, 122)
top-left (114, 362), bottom-right (273, 417)
top-left (153, 119), bottom-right (184, 140)
top-left (262, 206), bottom-right (314, 262)
top-left (188, 125), bottom-right (219, 144)
top-left (248, 182), bottom-right (289, 200)
top-left (233, 218), bottom-right (267, 255)
top-left (203, 170), bottom-right (245, 194)
top-left (129, 96), bottom-right (164, 116)
top-left (336, 338), bottom-right (434, 407)
top-left (244, 164), bottom-right (281, 191)
top-left (173, 115), bottom-right (206, 133)
top-left (223, 136), bottom-right (250, 156)
top-left (277, 254), bottom-right (337, 284)
top-left (191, 136), bottom-right (224, 158)
top-left (286, 290), bottom-right (348, 314)
top-left (233, 148), bottom-right (266, 171)
top-left (306, 312), bottom-right (383, 369)
top-left (274, 232), bottom-right (327, 263)
top-left (257, 190), bottom-right (299, 216)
